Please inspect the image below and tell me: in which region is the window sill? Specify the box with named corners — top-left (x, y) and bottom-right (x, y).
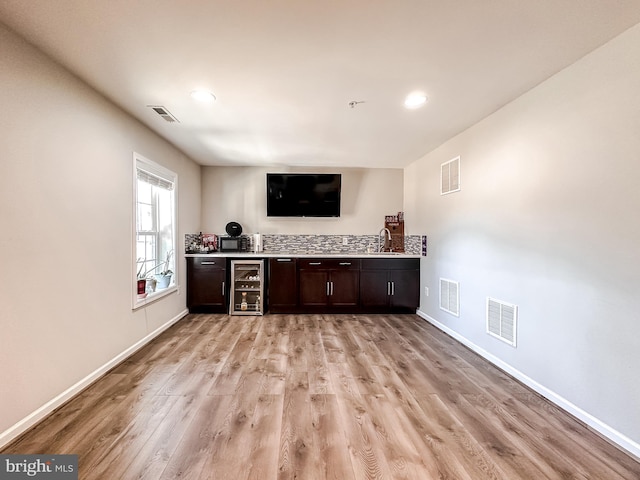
top-left (133, 285), bottom-right (177, 310)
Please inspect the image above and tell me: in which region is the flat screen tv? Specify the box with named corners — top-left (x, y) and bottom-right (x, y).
top-left (267, 173), bottom-right (341, 217)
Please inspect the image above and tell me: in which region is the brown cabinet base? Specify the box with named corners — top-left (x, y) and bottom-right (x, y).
top-left (187, 256), bottom-right (419, 314)
top-left (186, 257), bottom-right (227, 313)
top-left (268, 256), bottom-right (419, 314)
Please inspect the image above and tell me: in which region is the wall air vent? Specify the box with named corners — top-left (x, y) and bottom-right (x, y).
top-left (439, 278), bottom-right (460, 317)
top-left (487, 297), bottom-right (518, 347)
top-left (148, 105), bottom-right (179, 123)
top-left (441, 156), bottom-right (460, 195)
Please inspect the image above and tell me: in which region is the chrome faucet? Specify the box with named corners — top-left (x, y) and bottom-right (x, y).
top-left (378, 228), bottom-right (391, 252)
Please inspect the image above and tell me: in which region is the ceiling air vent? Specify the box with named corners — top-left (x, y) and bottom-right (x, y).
top-left (441, 155), bottom-right (460, 195)
top-left (486, 297), bottom-right (518, 347)
top-left (439, 278), bottom-right (460, 317)
top-left (148, 105), bottom-right (179, 123)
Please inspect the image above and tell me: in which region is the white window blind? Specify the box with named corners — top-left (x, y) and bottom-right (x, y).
top-left (137, 168), bottom-right (174, 191)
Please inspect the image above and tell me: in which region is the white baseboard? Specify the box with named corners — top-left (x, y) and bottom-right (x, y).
top-left (0, 309), bottom-right (188, 450)
top-left (416, 309), bottom-right (640, 460)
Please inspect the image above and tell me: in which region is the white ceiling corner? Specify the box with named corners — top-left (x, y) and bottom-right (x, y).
top-left (2, 0), bottom-right (639, 169)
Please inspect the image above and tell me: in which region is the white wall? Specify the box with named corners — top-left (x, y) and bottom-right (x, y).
top-left (0, 24), bottom-right (201, 442)
top-left (405, 23), bottom-right (640, 452)
top-left (201, 166), bottom-right (404, 235)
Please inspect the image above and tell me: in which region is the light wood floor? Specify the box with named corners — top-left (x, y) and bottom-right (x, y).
top-left (3, 314), bottom-right (639, 479)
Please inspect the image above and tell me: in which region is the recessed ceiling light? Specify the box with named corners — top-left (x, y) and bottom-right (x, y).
top-left (190, 90), bottom-right (216, 102)
top-left (404, 92), bottom-right (428, 109)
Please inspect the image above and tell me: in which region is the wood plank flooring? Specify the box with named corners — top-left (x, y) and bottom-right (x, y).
top-left (3, 313), bottom-right (640, 479)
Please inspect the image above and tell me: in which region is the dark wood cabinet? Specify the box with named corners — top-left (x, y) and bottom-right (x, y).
top-left (360, 269), bottom-right (390, 308)
top-left (360, 258), bottom-right (420, 312)
top-left (186, 257), bottom-right (226, 312)
top-left (298, 258), bottom-right (360, 310)
top-left (299, 269), bottom-right (329, 307)
top-left (329, 267), bottom-right (360, 307)
top-left (387, 268), bottom-right (420, 311)
top-left (187, 255), bottom-right (419, 314)
top-left (268, 258), bottom-right (298, 313)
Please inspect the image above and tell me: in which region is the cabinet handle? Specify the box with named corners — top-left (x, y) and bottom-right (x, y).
top-left (326, 282), bottom-right (331, 296)
top-left (391, 281), bottom-right (395, 296)
top-left (309, 262), bottom-right (322, 266)
top-left (330, 282), bottom-right (334, 295)
top-left (201, 261), bottom-right (216, 265)
top-left (277, 258), bottom-right (292, 262)
top-left (387, 281), bottom-right (391, 296)
top-left (222, 281), bottom-right (225, 295)
top-left (339, 262), bottom-right (351, 266)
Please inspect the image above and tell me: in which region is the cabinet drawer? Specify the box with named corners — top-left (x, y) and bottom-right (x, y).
top-left (298, 258), bottom-right (360, 270)
top-left (361, 258), bottom-right (419, 270)
top-left (191, 257), bottom-right (225, 269)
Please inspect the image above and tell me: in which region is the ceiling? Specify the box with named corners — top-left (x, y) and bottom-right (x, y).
top-left (2, 1), bottom-right (640, 169)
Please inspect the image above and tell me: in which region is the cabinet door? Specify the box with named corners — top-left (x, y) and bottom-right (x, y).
top-left (360, 258), bottom-right (420, 312)
top-left (389, 269), bottom-right (420, 311)
top-left (330, 269), bottom-right (359, 307)
top-left (299, 269), bottom-right (330, 307)
top-left (359, 270), bottom-right (390, 308)
top-left (187, 258), bottom-right (226, 312)
top-left (268, 258), bottom-right (298, 312)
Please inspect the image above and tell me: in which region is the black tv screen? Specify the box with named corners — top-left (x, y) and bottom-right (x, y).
top-left (267, 173), bottom-right (341, 217)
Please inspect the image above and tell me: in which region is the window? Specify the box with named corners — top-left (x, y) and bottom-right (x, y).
top-left (133, 153), bottom-right (177, 307)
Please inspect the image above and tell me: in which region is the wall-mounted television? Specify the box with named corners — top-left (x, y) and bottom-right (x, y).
top-left (267, 173), bottom-right (341, 217)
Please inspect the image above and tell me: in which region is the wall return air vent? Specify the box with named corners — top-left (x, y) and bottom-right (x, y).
top-left (486, 297), bottom-right (518, 347)
top-left (439, 278), bottom-right (460, 317)
top-left (441, 155), bottom-right (460, 195)
top-left (148, 105), bottom-right (179, 123)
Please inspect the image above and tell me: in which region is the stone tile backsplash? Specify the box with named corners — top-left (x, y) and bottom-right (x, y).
top-left (186, 233), bottom-right (421, 255)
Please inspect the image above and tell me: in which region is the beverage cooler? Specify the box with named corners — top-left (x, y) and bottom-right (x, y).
top-left (229, 259), bottom-right (264, 315)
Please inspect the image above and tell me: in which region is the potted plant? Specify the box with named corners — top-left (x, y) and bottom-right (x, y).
top-left (136, 250), bottom-right (173, 294)
top-left (153, 250), bottom-right (174, 289)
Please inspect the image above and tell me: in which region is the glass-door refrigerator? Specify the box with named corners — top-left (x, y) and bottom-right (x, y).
top-left (229, 259), bottom-right (264, 315)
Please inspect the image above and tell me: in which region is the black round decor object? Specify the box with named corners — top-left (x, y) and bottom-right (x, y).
top-left (225, 222), bottom-right (242, 237)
